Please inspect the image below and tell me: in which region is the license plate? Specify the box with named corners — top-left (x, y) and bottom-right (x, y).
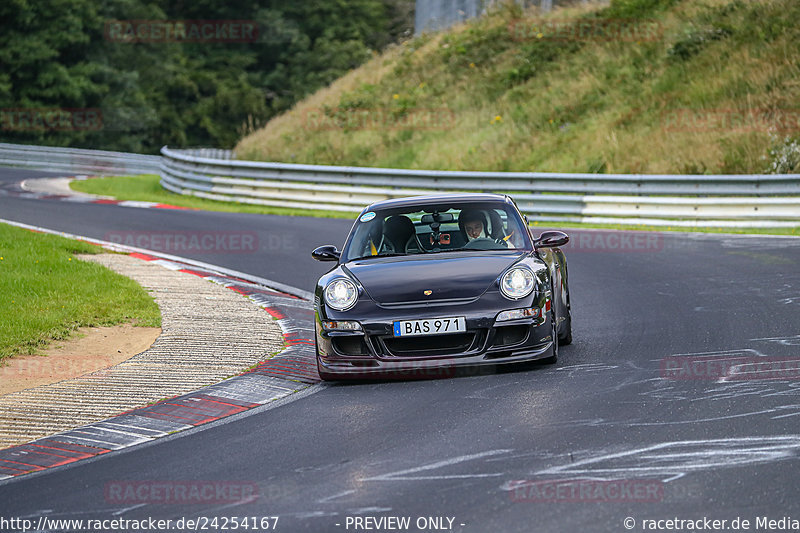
top-left (393, 317), bottom-right (466, 337)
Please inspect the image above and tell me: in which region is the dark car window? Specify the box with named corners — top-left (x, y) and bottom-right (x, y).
top-left (342, 202), bottom-right (532, 261)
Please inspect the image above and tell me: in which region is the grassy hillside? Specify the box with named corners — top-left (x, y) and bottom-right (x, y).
top-left (236, 0), bottom-right (800, 174)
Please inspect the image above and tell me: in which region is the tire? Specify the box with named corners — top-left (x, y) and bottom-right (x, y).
top-left (558, 313), bottom-right (573, 346)
top-left (540, 310), bottom-right (558, 365)
top-left (557, 281), bottom-right (572, 345)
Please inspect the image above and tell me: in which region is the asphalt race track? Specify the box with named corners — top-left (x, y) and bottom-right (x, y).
top-left (2, 167), bottom-right (800, 532)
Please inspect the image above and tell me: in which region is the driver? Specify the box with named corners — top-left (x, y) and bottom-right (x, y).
top-left (459, 209), bottom-right (489, 242)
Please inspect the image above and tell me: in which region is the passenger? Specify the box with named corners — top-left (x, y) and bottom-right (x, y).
top-left (383, 215), bottom-right (415, 253)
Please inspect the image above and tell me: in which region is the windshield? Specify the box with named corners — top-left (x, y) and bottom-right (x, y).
top-left (341, 201), bottom-right (532, 262)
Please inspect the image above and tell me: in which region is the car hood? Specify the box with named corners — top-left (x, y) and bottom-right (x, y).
top-left (345, 252), bottom-right (523, 304)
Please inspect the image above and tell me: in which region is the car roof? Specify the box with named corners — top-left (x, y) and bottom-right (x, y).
top-left (365, 193), bottom-right (512, 211)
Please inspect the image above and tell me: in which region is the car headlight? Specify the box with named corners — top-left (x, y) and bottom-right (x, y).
top-left (324, 278), bottom-right (358, 311)
top-left (500, 267), bottom-right (535, 300)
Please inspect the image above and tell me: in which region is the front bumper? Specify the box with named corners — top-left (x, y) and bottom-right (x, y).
top-left (316, 305), bottom-right (555, 380)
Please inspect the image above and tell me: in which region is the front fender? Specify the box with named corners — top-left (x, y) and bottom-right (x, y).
top-left (536, 247), bottom-right (569, 327)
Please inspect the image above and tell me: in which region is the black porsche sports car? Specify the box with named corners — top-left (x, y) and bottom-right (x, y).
top-left (311, 193), bottom-right (572, 380)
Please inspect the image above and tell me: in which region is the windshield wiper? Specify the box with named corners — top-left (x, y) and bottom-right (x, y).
top-left (446, 247), bottom-right (502, 252)
top-left (350, 253), bottom-right (407, 261)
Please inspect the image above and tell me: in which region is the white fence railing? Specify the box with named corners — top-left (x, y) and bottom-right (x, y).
top-left (1, 142), bottom-right (798, 228)
top-left (0, 142), bottom-right (160, 176)
top-left (160, 146), bottom-right (800, 228)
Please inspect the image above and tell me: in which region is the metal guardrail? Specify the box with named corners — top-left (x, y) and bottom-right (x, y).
top-left (0, 142), bottom-right (796, 228)
top-left (160, 146), bottom-right (800, 228)
top-left (0, 142), bottom-right (160, 176)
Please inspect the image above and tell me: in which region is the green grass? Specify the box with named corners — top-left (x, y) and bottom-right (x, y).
top-left (236, 0), bottom-right (800, 175)
top-left (0, 223), bottom-right (161, 363)
top-left (70, 174), bottom-right (354, 219)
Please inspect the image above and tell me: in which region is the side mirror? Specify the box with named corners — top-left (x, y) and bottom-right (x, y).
top-left (534, 230), bottom-right (569, 249)
top-left (312, 245), bottom-right (341, 262)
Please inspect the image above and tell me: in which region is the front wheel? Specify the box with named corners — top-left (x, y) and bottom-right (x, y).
top-left (558, 313), bottom-right (572, 346)
top-left (558, 282), bottom-right (572, 345)
top-left (540, 310), bottom-right (558, 364)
